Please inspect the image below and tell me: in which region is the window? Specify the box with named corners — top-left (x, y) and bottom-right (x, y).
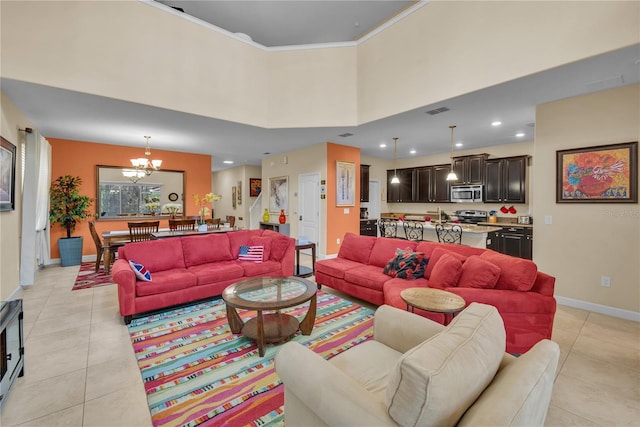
top-left (98, 182), bottom-right (162, 217)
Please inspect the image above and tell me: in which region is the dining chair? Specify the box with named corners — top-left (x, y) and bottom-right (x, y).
top-left (435, 223), bottom-right (463, 244)
top-left (169, 218), bottom-right (196, 231)
top-left (89, 221), bottom-right (125, 272)
top-left (402, 219), bottom-right (425, 241)
top-left (377, 218), bottom-right (398, 238)
top-left (206, 218), bottom-right (221, 229)
top-left (226, 215), bottom-right (236, 228)
top-left (128, 221), bottom-right (160, 242)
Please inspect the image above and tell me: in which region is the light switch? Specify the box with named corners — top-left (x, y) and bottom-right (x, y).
top-left (544, 215), bottom-right (552, 225)
top-left (344, 208), bottom-right (350, 214)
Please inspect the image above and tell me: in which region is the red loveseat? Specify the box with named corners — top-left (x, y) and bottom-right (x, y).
top-left (112, 229), bottom-right (295, 324)
top-left (315, 233), bottom-right (556, 354)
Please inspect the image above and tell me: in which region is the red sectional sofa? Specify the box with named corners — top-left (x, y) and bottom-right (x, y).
top-left (315, 232), bottom-right (556, 354)
top-left (112, 229), bottom-right (295, 324)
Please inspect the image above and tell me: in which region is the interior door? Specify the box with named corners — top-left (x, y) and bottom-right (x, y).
top-left (298, 173), bottom-right (320, 250)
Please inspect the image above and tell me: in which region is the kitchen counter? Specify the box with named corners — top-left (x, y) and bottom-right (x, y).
top-left (387, 221), bottom-right (502, 248)
top-left (478, 222), bottom-right (534, 228)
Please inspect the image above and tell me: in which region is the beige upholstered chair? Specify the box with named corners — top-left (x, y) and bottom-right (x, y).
top-left (128, 221), bottom-right (160, 242)
top-left (276, 303), bottom-right (559, 427)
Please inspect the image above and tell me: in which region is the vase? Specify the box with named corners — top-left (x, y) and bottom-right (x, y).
top-left (279, 209), bottom-right (286, 224)
top-left (262, 209), bottom-right (270, 222)
top-left (197, 223), bottom-right (207, 232)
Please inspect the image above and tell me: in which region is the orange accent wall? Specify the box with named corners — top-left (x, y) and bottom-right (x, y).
top-left (326, 142), bottom-right (361, 254)
top-left (48, 138), bottom-right (212, 259)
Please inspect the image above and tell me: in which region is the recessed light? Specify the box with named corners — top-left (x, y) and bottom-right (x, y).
top-left (379, 143), bottom-right (387, 148)
top-left (223, 160), bottom-right (234, 164)
top-left (515, 132), bottom-right (525, 137)
top-left (491, 121), bottom-right (502, 127)
top-left (455, 142), bottom-right (463, 147)
top-left (409, 149), bottom-right (416, 154)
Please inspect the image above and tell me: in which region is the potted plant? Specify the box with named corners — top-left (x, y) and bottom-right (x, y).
top-left (49, 175), bottom-right (93, 266)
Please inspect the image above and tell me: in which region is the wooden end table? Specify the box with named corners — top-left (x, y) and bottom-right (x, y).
top-left (294, 240), bottom-right (316, 278)
top-left (222, 276), bottom-right (317, 357)
top-left (400, 287), bottom-right (466, 325)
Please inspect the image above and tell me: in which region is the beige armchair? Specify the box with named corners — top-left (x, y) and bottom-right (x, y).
top-left (275, 303), bottom-right (559, 427)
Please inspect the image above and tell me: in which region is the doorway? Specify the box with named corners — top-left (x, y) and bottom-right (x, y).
top-left (298, 172), bottom-right (320, 250)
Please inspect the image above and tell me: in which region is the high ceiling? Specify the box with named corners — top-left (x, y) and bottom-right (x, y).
top-left (1, 2), bottom-right (638, 171)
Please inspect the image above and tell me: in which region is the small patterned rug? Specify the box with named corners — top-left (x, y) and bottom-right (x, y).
top-left (72, 262), bottom-right (116, 291)
top-left (127, 290), bottom-right (374, 427)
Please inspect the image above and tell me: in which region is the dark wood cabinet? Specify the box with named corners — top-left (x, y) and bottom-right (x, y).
top-left (452, 154), bottom-right (487, 185)
top-left (360, 219), bottom-right (377, 236)
top-left (387, 168), bottom-right (414, 202)
top-left (415, 165), bottom-right (450, 202)
top-left (484, 156), bottom-right (527, 203)
top-left (360, 164), bottom-right (370, 202)
top-left (486, 226), bottom-right (532, 260)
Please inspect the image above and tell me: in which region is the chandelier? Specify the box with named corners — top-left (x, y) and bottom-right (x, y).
top-left (123, 136), bottom-right (162, 183)
top-left (446, 125), bottom-right (458, 181)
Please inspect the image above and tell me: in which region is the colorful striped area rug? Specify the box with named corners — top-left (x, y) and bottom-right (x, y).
top-left (72, 262), bottom-right (116, 290)
top-left (127, 290), bottom-right (374, 427)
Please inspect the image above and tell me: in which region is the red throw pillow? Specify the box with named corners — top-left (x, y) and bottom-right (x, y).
top-left (425, 247), bottom-right (467, 279)
top-left (457, 255), bottom-right (501, 289)
top-left (250, 236), bottom-right (272, 261)
top-left (480, 251), bottom-right (538, 291)
top-left (428, 253), bottom-right (463, 289)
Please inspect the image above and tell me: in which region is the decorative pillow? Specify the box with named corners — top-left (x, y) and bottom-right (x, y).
top-left (238, 245), bottom-right (264, 262)
top-left (383, 248), bottom-right (426, 280)
top-left (457, 255), bottom-right (501, 289)
top-left (480, 251), bottom-right (538, 291)
top-left (129, 260), bottom-right (151, 281)
top-left (428, 253), bottom-right (463, 289)
top-left (250, 236), bottom-right (272, 261)
top-left (424, 248), bottom-right (468, 279)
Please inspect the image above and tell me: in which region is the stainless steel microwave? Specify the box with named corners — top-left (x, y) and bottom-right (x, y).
top-left (451, 184), bottom-right (483, 203)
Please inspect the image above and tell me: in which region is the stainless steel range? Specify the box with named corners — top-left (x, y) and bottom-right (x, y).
top-left (455, 210), bottom-right (488, 224)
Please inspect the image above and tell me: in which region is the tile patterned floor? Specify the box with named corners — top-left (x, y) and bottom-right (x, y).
top-left (1, 257), bottom-right (638, 426)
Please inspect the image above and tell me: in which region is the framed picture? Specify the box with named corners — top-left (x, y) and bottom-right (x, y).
top-left (232, 186), bottom-right (237, 209)
top-left (268, 176), bottom-right (288, 213)
top-left (237, 180), bottom-right (242, 205)
top-left (336, 161), bottom-right (356, 206)
top-left (249, 178), bottom-right (261, 197)
top-left (0, 137), bottom-right (17, 212)
top-left (556, 141), bottom-right (637, 203)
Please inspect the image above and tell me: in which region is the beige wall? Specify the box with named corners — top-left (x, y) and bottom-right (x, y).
top-left (534, 84), bottom-right (640, 315)
top-left (0, 93), bottom-right (30, 300)
top-left (2, 1), bottom-right (637, 130)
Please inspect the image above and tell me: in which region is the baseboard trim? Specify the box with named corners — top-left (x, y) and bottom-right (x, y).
top-left (556, 296), bottom-right (640, 322)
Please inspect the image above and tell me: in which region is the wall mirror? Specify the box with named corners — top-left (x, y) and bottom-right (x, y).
top-left (96, 165), bottom-right (185, 220)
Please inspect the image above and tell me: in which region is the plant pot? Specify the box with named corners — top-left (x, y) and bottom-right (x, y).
top-left (58, 236), bottom-right (83, 267)
top-left (198, 223), bottom-right (208, 232)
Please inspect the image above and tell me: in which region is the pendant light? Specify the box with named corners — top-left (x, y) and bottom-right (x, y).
top-left (391, 137), bottom-right (400, 184)
top-left (446, 125), bottom-right (458, 181)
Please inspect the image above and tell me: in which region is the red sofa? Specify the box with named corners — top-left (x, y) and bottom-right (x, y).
top-left (112, 229), bottom-right (295, 324)
top-left (315, 233), bottom-right (556, 354)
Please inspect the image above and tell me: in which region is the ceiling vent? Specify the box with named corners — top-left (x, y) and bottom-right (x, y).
top-left (339, 133), bottom-right (354, 137)
top-left (585, 75), bottom-right (624, 92)
top-left (425, 106), bottom-right (450, 115)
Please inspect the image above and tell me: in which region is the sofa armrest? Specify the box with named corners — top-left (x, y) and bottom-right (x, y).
top-left (275, 342), bottom-right (395, 426)
top-left (374, 305), bottom-right (445, 353)
top-left (531, 271), bottom-right (555, 296)
top-left (112, 258), bottom-right (137, 317)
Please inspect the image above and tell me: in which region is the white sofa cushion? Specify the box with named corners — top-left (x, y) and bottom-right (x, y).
top-left (386, 302), bottom-right (506, 427)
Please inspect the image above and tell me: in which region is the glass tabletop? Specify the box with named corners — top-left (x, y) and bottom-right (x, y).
top-left (223, 276), bottom-right (316, 310)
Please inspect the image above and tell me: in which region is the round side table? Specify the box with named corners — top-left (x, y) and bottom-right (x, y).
top-left (400, 287), bottom-right (466, 325)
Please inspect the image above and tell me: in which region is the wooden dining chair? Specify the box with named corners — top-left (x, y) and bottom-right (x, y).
top-left (402, 219), bottom-right (425, 241)
top-left (226, 215), bottom-right (236, 228)
top-left (377, 218), bottom-right (398, 238)
top-left (206, 218), bottom-right (221, 229)
top-left (169, 218), bottom-right (196, 231)
top-left (435, 224), bottom-right (463, 244)
top-left (128, 221), bottom-right (160, 242)
top-left (89, 221), bottom-right (125, 272)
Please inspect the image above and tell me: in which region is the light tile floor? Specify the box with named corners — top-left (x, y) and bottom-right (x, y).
top-left (1, 257), bottom-right (639, 426)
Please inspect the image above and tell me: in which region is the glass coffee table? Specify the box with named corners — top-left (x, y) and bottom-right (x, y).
top-left (221, 276), bottom-right (317, 356)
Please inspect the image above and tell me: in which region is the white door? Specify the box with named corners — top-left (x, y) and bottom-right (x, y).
top-left (298, 173), bottom-right (320, 248)
top-left (368, 180), bottom-right (381, 218)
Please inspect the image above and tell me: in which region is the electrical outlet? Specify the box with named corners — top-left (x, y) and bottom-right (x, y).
top-left (600, 276), bottom-right (611, 287)
top-left (544, 215), bottom-right (552, 225)
top-left (336, 238), bottom-right (340, 244)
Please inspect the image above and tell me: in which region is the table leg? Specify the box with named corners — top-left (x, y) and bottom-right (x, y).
top-left (256, 310), bottom-right (265, 357)
top-left (104, 247), bottom-right (112, 274)
top-left (299, 293), bottom-right (317, 335)
top-left (296, 247), bottom-right (301, 276)
top-left (226, 305), bottom-right (244, 334)
top-left (311, 244), bottom-right (316, 274)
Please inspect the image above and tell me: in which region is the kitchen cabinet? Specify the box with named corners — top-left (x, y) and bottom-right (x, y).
top-left (484, 156), bottom-right (527, 203)
top-left (451, 154), bottom-right (488, 185)
top-left (387, 168), bottom-right (414, 202)
top-left (360, 219), bottom-right (377, 236)
top-left (485, 226), bottom-right (532, 260)
top-left (360, 164), bottom-right (370, 202)
top-left (415, 165), bottom-right (451, 203)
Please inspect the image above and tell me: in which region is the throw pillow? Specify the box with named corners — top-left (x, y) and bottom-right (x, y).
top-left (238, 245), bottom-right (264, 262)
top-left (480, 251), bottom-right (538, 291)
top-left (428, 253), bottom-right (463, 289)
top-left (457, 255), bottom-right (501, 289)
top-left (424, 248), bottom-right (468, 279)
top-left (383, 248), bottom-right (426, 280)
top-left (250, 236), bottom-right (272, 260)
top-left (129, 260), bottom-right (152, 281)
